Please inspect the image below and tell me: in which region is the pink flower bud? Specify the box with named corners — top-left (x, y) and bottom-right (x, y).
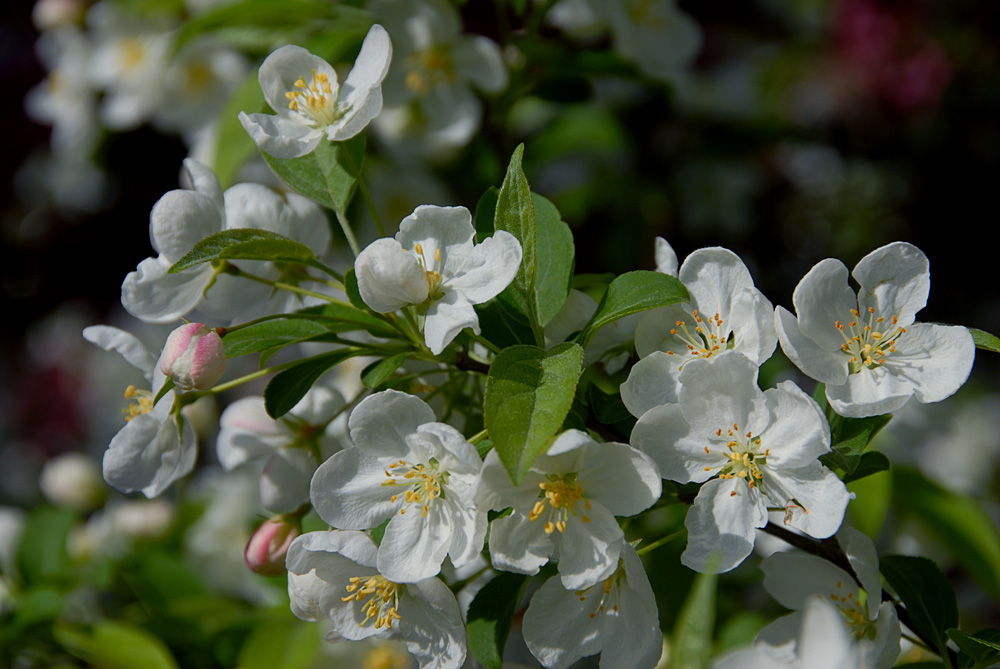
top-left (158, 323), bottom-right (226, 391)
top-left (245, 517), bottom-right (301, 576)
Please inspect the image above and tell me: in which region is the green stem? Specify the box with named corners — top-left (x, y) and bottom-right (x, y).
top-left (467, 331), bottom-right (502, 355)
top-left (227, 266), bottom-right (342, 304)
top-left (636, 530), bottom-right (686, 557)
top-left (356, 173), bottom-right (386, 238)
top-left (467, 429), bottom-right (489, 445)
top-left (190, 353), bottom-right (337, 397)
top-left (334, 208), bottom-right (361, 257)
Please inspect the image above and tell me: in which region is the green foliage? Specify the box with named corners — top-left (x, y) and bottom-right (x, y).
top-left (578, 270), bottom-right (690, 346)
top-left (261, 133), bottom-right (365, 217)
top-left (668, 571), bottom-right (717, 669)
top-left (532, 194), bottom-right (575, 327)
top-left (970, 327), bottom-right (1000, 353)
top-left (892, 467), bottom-right (1000, 603)
top-left (54, 621), bottom-right (180, 669)
top-left (820, 413), bottom-right (892, 480)
top-left (236, 619), bottom-right (321, 669)
top-left (950, 628), bottom-right (1000, 669)
top-left (264, 349), bottom-right (367, 417)
top-left (841, 450), bottom-right (890, 484)
top-left (466, 572), bottom-right (530, 669)
top-left (17, 507), bottom-right (75, 586)
top-left (222, 319), bottom-right (334, 358)
top-left (484, 343), bottom-right (585, 485)
top-left (361, 353), bottom-right (409, 389)
top-left (211, 72), bottom-right (265, 189)
top-left (173, 0), bottom-right (339, 50)
top-left (880, 555), bottom-right (958, 656)
top-left (169, 229), bottom-right (324, 273)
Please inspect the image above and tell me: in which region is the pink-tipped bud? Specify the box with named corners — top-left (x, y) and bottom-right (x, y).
top-left (245, 517), bottom-right (301, 576)
top-left (158, 323), bottom-right (226, 391)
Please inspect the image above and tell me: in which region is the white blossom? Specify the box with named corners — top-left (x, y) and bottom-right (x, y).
top-left (355, 205), bottom-right (522, 355)
top-left (239, 25), bottom-right (392, 159)
top-left (631, 351), bottom-right (850, 573)
top-left (478, 430), bottom-right (661, 590)
top-left (309, 390), bottom-right (486, 583)
top-left (775, 241), bottom-right (975, 417)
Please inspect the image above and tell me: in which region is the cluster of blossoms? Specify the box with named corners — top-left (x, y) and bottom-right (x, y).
top-left (69, 16), bottom-right (980, 669)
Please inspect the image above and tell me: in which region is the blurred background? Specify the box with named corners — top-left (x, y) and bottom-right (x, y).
top-left (1, 0), bottom-right (999, 666)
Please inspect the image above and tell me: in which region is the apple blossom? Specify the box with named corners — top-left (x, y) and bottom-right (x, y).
top-left (309, 390), bottom-right (486, 583)
top-left (239, 25), bottom-right (392, 159)
top-left (622, 243), bottom-right (777, 419)
top-left (522, 541), bottom-right (662, 669)
top-left (158, 322), bottom-right (225, 391)
top-left (354, 205), bottom-right (522, 355)
top-left (775, 241), bottom-right (975, 417)
top-left (286, 530), bottom-right (467, 669)
top-left (478, 429), bottom-right (661, 590)
top-left (630, 351), bottom-right (850, 573)
top-left (82, 325), bottom-right (197, 497)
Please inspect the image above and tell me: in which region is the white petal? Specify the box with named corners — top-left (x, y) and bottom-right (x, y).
top-left (377, 501), bottom-right (452, 583)
top-left (396, 205), bottom-right (475, 262)
top-left (355, 237), bottom-right (429, 312)
top-left (677, 352), bottom-right (758, 433)
top-left (839, 526), bottom-right (882, 620)
top-left (621, 352), bottom-right (682, 418)
top-left (216, 396), bottom-right (284, 469)
top-left (260, 448), bottom-right (315, 513)
top-left (121, 256), bottom-right (213, 324)
top-left (452, 35), bottom-right (506, 92)
top-left (181, 158), bottom-right (224, 216)
top-left (257, 45), bottom-right (339, 121)
top-left (103, 413), bottom-right (197, 498)
top-left (679, 247), bottom-right (755, 324)
top-left (791, 257), bottom-right (858, 351)
top-left (423, 292), bottom-right (478, 355)
top-left (579, 442), bottom-right (661, 517)
top-left (869, 602), bottom-right (902, 669)
top-left (327, 85), bottom-right (383, 141)
top-left (633, 304), bottom-right (694, 359)
top-left (488, 512), bottom-right (553, 576)
top-left (150, 188), bottom-right (224, 262)
top-left (853, 242), bottom-right (929, 327)
top-left (632, 405), bottom-right (720, 483)
top-left (444, 230), bottom-right (522, 304)
top-left (766, 462), bottom-right (850, 539)
top-left (728, 288), bottom-right (778, 366)
top-left (239, 111), bottom-right (323, 159)
top-left (775, 306), bottom-right (849, 385)
top-left (523, 575), bottom-right (603, 669)
top-left (443, 498), bottom-right (487, 570)
top-left (82, 325), bottom-right (156, 378)
top-left (349, 390), bottom-right (437, 457)
top-left (826, 365), bottom-right (912, 418)
top-left (654, 237), bottom-right (678, 277)
top-left (556, 502), bottom-right (623, 590)
top-left (682, 477), bottom-right (763, 573)
top-left (886, 323), bottom-right (974, 404)
top-left (310, 448), bottom-right (399, 529)
top-left (399, 577), bottom-right (467, 669)
top-left (797, 599), bottom-right (860, 669)
top-left (759, 381), bottom-right (831, 469)
top-left (761, 551), bottom-right (855, 611)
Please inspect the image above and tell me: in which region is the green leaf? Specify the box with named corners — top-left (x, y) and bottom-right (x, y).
top-left (841, 450), bottom-right (890, 484)
top-left (475, 296), bottom-right (536, 349)
top-left (495, 145), bottom-right (535, 303)
top-left (361, 353), bottom-right (409, 389)
top-left (265, 349), bottom-right (366, 418)
top-left (223, 319), bottom-right (333, 358)
top-left (669, 571), bottom-right (717, 669)
top-left (474, 186), bottom-right (499, 243)
top-left (579, 270), bottom-right (690, 346)
top-left (892, 467), bottom-right (1000, 602)
top-left (169, 229), bottom-right (317, 273)
top-left (532, 193), bottom-right (574, 327)
top-left (296, 303), bottom-right (397, 337)
top-left (55, 621), bottom-right (180, 669)
top-left (970, 327), bottom-right (1000, 353)
top-left (586, 382), bottom-right (634, 426)
top-left (821, 413), bottom-right (892, 476)
top-left (484, 343), bottom-right (585, 485)
top-left (949, 628), bottom-right (1000, 666)
top-left (466, 572), bottom-right (530, 669)
top-left (210, 71), bottom-right (263, 188)
top-left (261, 133), bottom-right (365, 217)
top-left (880, 555), bottom-right (958, 654)
top-left (173, 0), bottom-right (334, 49)
top-left (344, 267), bottom-right (367, 310)
top-left (17, 507), bottom-right (74, 586)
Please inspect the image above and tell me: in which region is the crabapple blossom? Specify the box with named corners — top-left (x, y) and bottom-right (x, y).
top-left (759, 527), bottom-right (901, 669)
top-left (158, 322), bottom-right (225, 391)
top-left (309, 390), bottom-right (486, 583)
top-left (286, 530), bottom-right (466, 669)
top-left (478, 429), bottom-right (661, 590)
top-left (631, 351), bottom-right (850, 573)
top-left (775, 241), bottom-right (974, 417)
top-left (522, 540), bottom-right (662, 669)
top-left (354, 205), bottom-right (522, 355)
top-left (239, 25), bottom-right (392, 159)
top-left (622, 242), bottom-right (777, 419)
top-left (82, 325), bottom-right (197, 498)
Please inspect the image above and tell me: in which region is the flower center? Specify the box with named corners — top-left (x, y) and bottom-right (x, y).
top-left (382, 458), bottom-right (449, 518)
top-left (363, 644), bottom-right (411, 669)
top-left (285, 68), bottom-right (341, 127)
top-left (404, 48), bottom-right (454, 94)
top-left (122, 385), bottom-right (154, 422)
top-left (413, 243), bottom-right (444, 300)
top-left (708, 423), bottom-right (769, 491)
top-left (835, 307), bottom-right (906, 373)
top-left (182, 62), bottom-right (213, 95)
top-left (575, 558), bottom-right (625, 618)
top-left (342, 574), bottom-right (401, 630)
top-left (823, 582), bottom-right (876, 641)
top-left (528, 473), bottom-right (592, 534)
top-left (119, 37), bottom-right (146, 71)
top-left (663, 310), bottom-right (734, 363)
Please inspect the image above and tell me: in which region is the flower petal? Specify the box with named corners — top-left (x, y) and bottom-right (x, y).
top-left (556, 501), bottom-right (623, 590)
top-left (355, 237), bottom-right (429, 312)
top-left (103, 413), bottom-right (197, 498)
top-left (423, 291), bottom-right (478, 355)
top-left (578, 442), bottom-right (661, 517)
top-left (853, 241), bottom-right (929, 327)
top-left (775, 306), bottom-right (849, 385)
top-left (766, 461), bottom-right (850, 539)
top-left (257, 44), bottom-right (339, 121)
top-left (631, 404), bottom-right (719, 483)
top-left (488, 512), bottom-right (553, 576)
top-left (654, 236), bottom-right (678, 277)
top-left (82, 325), bottom-right (156, 378)
top-left (759, 381), bottom-right (831, 469)
top-left (239, 111), bottom-right (323, 159)
top-left (682, 477), bottom-right (763, 573)
top-left (761, 551), bottom-right (855, 611)
top-left (349, 390), bottom-right (437, 457)
top-left (377, 500), bottom-right (452, 583)
top-left (310, 448), bottom-right (399, 529)
top-left (621, 351), bottom-right (682, 418)
top-left (443, 230), bottom-right (522, 304)
top-left (260, 447), bottom-right (315, 513)
top-left (885, 323), bottom-right (974, 404)
top-left (523, 575), bottom-right (603, 669)
top-left (216, 396), bottom-right (285, 469)
top-left (150, 187), bottom-right (224, 262)
top-left (399, 577), bottom-right (467, 669)
top-left (121, 256), bottom-right (214, 324)
top-left (791, 257), bottom-right (858, 351)
top-left (825, 365), bottom-right (913, 417)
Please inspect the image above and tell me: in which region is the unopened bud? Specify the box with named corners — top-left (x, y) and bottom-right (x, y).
top-left (245, 517), bottom-right (301, 576)
top-left (40, 452), bottom-right (106, 512)
top-left (158, 323), bottom-right (226, 391)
